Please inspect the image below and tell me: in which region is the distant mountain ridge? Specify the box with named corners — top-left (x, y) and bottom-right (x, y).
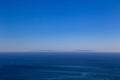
top-left (73, 50), bottom-right (94, 52)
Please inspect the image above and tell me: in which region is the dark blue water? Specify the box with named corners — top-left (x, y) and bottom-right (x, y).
top-left (0, 52), bottom-right (120, 80)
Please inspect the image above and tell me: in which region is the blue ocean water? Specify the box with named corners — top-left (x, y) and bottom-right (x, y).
top-left (0, 52), bottom-right (120, 80)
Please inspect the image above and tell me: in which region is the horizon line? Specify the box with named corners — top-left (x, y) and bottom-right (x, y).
top-left (0, 50), bottom-right (120, 53)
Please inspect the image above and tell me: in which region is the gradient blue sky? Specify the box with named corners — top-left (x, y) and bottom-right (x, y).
top-left (0, 0), bottom-right (120, 52)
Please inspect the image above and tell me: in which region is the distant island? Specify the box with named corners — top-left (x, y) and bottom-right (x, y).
top-left (72, 50), bottom-right (94, 52)
top-left (37, 50), bottom-right (94, 53)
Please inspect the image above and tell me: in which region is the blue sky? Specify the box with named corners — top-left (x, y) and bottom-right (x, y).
top-left (0, 0), bottom-right (120, 52)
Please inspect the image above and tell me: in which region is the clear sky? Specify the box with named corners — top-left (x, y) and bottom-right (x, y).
top-left (0, 0), bottom-right (120, 52)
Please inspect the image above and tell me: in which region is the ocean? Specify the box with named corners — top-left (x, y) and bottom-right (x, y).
top-left (0, 52), bottom-right (120, 80)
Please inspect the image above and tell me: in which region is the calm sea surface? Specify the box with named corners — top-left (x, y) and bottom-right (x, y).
top-left (0, 52), bottom-right (120, 80)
